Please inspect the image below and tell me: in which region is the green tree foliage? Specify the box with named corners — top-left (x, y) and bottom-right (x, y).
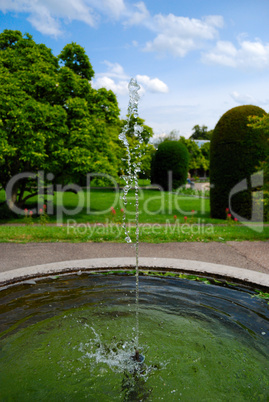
top-left (200, 141), bottom-right (210, 161)
top-left (122, 115), bottom-right (153, 144)
top-left (210, 105), bottom-right (268, 220)
top-left (58, 42), bottom-right (94, 80)
top-left (90, 88), bottom-right (121, 125)
top-left (151, 140), bottom-right (189, 190)
top-left (152, 131), bottom-right (210, 178)
top-left (119, 115), bottom-right (154, 179)
top-left (139, 143), bottom-right (156, 179)
top-left (0, 29), bottom-right (121, 208)
top-left (179, 137), bottom-right (209, 175)
top-left (152, 129), bottom-right (180, 148)
top-left (189, 125), bottom-right (212, 140)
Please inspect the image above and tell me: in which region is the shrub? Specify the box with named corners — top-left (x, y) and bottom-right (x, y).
top-left (151, 140), bottom-right (189, 190)
top-left (210, 105), bottom-right (268, 220)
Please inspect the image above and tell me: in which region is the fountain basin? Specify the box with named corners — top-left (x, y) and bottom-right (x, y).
top-left (1, 259), bottom-right (269, 400)
top-left (1, 257), bottom-right (269, 288)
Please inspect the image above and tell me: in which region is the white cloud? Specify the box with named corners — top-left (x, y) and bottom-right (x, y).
top-left (102, 0), bottom-right (125, 18)
top-left (0, 0), bottom-right (126, 36)
top-left (92, 62), bottom-right (169, 96)
top-left (202, 41), bottom-right (237, 67)
top-left (144, 35), bottom-right (196, 57)
top-left (92, 76), bottom-right (129, 95)
top-left (152, 14), bottom-right (223, 40)
top-left (101, 61), bottom-right (129, 80)
top-left (136, 75), bottom-right (169, 93)
top-left (85, 0), bottom-right (126, 19)
top-left (125, 1), bottom-right (150, 26)
top-left (144, 14), bottom-right (223, 57)
top-left (92, 61), bottom-right (129, 95)
top-left (27, 7), bottom-right (63, 37)
top-left (203, 39), bottom-right (269, 69)
top-left (0, 0), bottom-right (225, 62)
top-left (230, 91), bottom-right (256, 105)
top-left (124, 4), bottom-right (224, 57)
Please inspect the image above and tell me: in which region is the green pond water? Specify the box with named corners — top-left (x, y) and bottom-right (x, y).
top-left (0, 273), bottom-right (269, 401)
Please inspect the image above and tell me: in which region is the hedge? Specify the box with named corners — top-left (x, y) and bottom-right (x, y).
top-left (210, 105), bottom-right (268, 220)
top-left (151, 140), bottom-right (189, 191)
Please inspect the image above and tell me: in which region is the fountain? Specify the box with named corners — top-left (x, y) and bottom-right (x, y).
top-left (119, 78), bottom-right (144, 363)
top-left (1, 80), bottom-right (269, 400)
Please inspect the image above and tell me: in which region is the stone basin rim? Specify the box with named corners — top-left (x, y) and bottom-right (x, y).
top-left (1, 257), bottom-right (269, 290)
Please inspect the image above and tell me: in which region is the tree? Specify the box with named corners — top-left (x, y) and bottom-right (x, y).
top-left (210, 105), bottom-right (268, 220)
top-left (122, 115), bottom-right (153, 144)
top-left (179, 137), bottom-right (209, 176)
top-left (200, 141), bottom-right (210, 160)
top-left (189, 125), bottom-right (212, 140)
top-left (89, 88), bottom-right (121, 125)
top-left (151, 130), bottom-right (179, 148)
top-left (0, 29), bottom-right (121, 209)
top-left (140, 143), bottom-right (156, 179)
top-left (119, 115), bottom-right (154, 179)
top-left (152, 133), bottom-right (210, 178)
top-left (58, 42), bottom-right (94, 80)
top-left (151, 140), bottom-right (189, 190)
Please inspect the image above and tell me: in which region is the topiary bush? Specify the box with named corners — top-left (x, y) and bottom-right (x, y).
top-left (210, 105), bottom-right (268, 220)
top-left (151, 140), bottom-right (189, 190)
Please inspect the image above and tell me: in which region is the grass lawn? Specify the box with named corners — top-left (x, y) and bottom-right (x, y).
top-left (0, 188), bottom-right (268, 243)
top-left (1, 188), bottom-right (215, 224)
top-left (0, 223), bottom-right (268, 243)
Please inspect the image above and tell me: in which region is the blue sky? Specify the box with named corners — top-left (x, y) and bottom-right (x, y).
top-left (1, 0), bottom-right (269, 138)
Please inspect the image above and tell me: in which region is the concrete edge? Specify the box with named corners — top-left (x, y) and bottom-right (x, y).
top-left (1, 258), bottom-right (269, 289)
